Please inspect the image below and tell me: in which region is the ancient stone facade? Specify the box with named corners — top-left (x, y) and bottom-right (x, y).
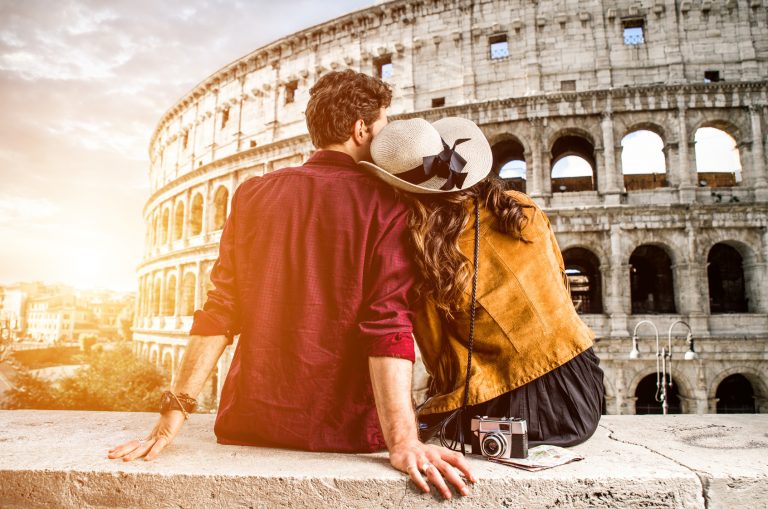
top-left (134, 0), bottom-right (768, 414)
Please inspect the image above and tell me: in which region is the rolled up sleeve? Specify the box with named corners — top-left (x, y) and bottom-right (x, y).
top-left (189, 187), bottom-right (242, 343)
top-left (359, 209), bottom-right (416, 363)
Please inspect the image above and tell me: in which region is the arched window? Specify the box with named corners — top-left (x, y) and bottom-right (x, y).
top-left (551, 135), bottom-right (596, 192)
top-left (190, 193), bottom-right (204, 236)
top-left (152, 278), bottom-right (161, 316)
top-left (164, 275), bottom-right (176, 316)
top-left (161, 208), bottom-right (170, 245)
top-left (716, 374), bottom-right (755, 414)
top-left (492, 138), bottom-right (526, 192)
top-left (562, 248), bottom-right (603, 314)
top-left (621, 130), bottom-right (667, 191)
top-left (173, 202), bottom-right (185, 241)
top-left (694, 127), bottom-right (742, 188)
top-left (708, 243), bottom-right (747, 313)
top-left (152, 214), bottom-right (159, 247)
top-left (635, 374), bottom-right (681, 415)
top-left (181, 272), bottom-right (197, 316)
top-left (629, 245), bottom-right (676, 314)
top-left (213, 186), bottom-right (229, 231)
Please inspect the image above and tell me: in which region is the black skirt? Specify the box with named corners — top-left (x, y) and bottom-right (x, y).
top-left (421, 347), bottom-right (605, 448)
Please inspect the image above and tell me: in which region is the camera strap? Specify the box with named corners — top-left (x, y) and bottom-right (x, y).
top-left (422, 195), bottom-right (480, 455)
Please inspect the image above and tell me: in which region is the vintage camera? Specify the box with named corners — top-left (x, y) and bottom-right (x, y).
top-left (470, 416), bottom-right (528, 459)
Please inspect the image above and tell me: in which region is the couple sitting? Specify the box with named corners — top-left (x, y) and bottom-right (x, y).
top-left (109, 70), bottom-right (603, 500)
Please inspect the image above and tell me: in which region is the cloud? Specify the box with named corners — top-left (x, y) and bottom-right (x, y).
top-left (0, 0), bottom-right (373, 290)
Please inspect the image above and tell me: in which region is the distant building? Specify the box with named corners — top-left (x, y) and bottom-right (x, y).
top-left (25, 295), bottom-right (98, 343)
top-left (0, 283), bottom-right (135, 343)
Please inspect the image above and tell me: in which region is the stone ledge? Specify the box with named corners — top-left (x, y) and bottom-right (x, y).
top-left (0, 411), bottom-right (766, 508)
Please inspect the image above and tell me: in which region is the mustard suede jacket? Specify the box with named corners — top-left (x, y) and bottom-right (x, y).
top-left (414, 191), bottom-right (595, 415)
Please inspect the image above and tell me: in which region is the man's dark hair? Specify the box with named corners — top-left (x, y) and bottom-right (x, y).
top-left (305, 70), bottom-right (392, 148)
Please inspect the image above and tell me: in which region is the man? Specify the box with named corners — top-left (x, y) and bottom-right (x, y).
top-left (108, 70), bottom-right (475, 499)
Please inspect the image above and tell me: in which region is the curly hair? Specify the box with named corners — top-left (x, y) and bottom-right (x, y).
top-left (404, 177), bottom-right (534, 316)
top-left (305, 70), bottom-right (392, 148)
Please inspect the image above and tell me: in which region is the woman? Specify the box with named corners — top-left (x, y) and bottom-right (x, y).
top-left (360, 117), bottom-right (604, 450)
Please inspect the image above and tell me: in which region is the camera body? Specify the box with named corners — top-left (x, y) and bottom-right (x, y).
top-left (470, 415), bottom-right (528, 459)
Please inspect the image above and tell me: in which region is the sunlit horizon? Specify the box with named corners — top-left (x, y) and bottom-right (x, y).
top-left (0, 0), bottom-right (375, 293)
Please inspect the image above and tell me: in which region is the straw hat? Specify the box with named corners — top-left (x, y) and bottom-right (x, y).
top-left (359, 117), bottom-right (492, 194)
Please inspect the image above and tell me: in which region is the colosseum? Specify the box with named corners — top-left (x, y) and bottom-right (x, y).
top-left (133, 0), bottom-right (768, 414)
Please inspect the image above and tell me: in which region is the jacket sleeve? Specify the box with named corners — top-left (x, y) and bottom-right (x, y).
top-left (359, 207), bottom-right (416, 363)
top-left (189, 186), bottom-right (242, 343)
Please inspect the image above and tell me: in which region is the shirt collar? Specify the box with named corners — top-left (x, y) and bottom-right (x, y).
top-left (305, 150), bottom-right (359, 170)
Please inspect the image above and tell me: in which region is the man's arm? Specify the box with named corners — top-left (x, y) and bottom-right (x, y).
top-left (369, 356), bottom-right (476, 500)
top-left (107, 334), bottom-right (230, 462)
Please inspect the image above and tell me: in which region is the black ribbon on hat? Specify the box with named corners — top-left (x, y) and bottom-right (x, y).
top-left (398, 138), bottom-right (471, 191)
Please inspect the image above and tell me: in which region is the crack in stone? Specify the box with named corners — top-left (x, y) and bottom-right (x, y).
top-left (599, 423), bottom-right (710, 509)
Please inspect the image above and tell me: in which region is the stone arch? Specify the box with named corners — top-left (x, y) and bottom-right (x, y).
top-left (173, 200), bottom-right (185, 241)
top-left (152, 213), bottom-right (160, 247)
top-left (181, 272), bottom-right (197, 316)
top-left (164, 274), bottom-right (177, 316)
top-left (620, 128), bottom-right (667, 191)
top-left (704, 238), bottom-right (760, 313)
top-left (161, 349), bottom-right (174, 378)
top-left (141, 343), bottom-right (149, 360)
top-left (562, 247), bottom-right (603, 314)
top-left (490, 134), bottom-right (527, 192)
top-left (693, 122), bottom-right (743, 188)
top-left (629, 366), bottom-right (695, 415)
top-left (708, 366), bottom-right (767, 413)
top-left (690, 118), bottom-right (743, 146)
top-left (620, 121), bottom-right (667, 142)
top-left (549, 129), bottom-right (597, 193)
top-left (161, 207), bottom-right (170, 245)
top-left (149, 345), bottom-right (160, 366)
top-left (189, 192), bottom-right (204, 236)
top-left (629, 243), bottom-right (677, 314)
top-left (707, 243), bottom-right (748, 313)
top-left (602, 371), bottom-right (616, 415)
top-left (213, 186), bottom-right (230, 231)
top-left (152, 276), bottom-right (162, 316)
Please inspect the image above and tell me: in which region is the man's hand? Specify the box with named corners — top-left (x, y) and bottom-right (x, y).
top-left (368, 355), bottom-right (477, 499)
top-left (389, 439), bottom-right (476, 499)
top-left (107, 410), bottom-right (186, 462)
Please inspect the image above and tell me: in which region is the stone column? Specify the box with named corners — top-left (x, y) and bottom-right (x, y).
top-left (749, 104), bottom-right (768, 201)
top-left (528, 119), bottom-right (544, 200)
top-left (692, 361), bottom-right (709, 415)
top-left (672, 223), bottom-right (709, 336)
top-left (523, 1), bottom-right (542, 94)
top-left (210, 88), bottom-right (219, 160)
top-left (174, 264), bottom-right (183, 328)
top-left (236, 77), bottom-right (246, 153)
top-left (600, 111), bottom-right (622, 205)
top-left (607, 224), bottom-right (630, 337)
top-left (194, 260), bottom-right (203, 311)
top-left (677, 102), bottom-right (696, 203)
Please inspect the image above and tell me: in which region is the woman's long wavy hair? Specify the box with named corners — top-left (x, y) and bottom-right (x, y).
top-left (404, 177), bottom-right (534, 316)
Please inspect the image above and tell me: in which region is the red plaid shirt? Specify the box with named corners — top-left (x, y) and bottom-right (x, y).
top-left (190, 150), bottom-right (415, 453)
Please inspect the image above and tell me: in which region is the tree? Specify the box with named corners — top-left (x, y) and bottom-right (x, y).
top-left (1, 344), bottom-right (169, 411)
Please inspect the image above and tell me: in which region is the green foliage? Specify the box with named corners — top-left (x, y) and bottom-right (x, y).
top-left (2, 344), bottom-right (168, 411)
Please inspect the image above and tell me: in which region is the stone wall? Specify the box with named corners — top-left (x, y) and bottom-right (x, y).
top-left (134, 0), bottom-right (768, 414)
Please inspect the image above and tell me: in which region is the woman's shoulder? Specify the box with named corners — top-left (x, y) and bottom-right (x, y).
top-left (502, 189), bottom-right (537, 207)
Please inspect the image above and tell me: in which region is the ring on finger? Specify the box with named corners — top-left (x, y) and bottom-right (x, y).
top-left (421, 461), bottom-right (433, 473)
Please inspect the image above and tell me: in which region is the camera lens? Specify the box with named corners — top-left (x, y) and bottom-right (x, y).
top-left (481, 433), bottom-right (507, 458)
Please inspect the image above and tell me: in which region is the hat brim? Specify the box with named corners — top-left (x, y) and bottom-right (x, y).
top-left (358, 161), bottom-right (456, 194)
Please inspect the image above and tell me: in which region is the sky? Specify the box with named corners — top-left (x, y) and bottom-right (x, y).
top-left (0, 1), bottom-right (742, 293)
top-left (0, 0), bottom-right (372, 292)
